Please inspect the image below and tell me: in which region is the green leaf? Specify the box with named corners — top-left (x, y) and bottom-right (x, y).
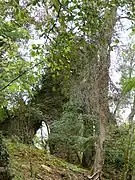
top-left (132, 44), bottom-right (135, 50)
top-left (52, 0), bottom-right (59, 13)
top-left (123, 77), bottom-right (135, 94)
top-left (8, 83), bottom-right (19, 92)
top-left (52, 86), bottom-right (56, 92)
top-left (115, 39), bottom-right (119, 44)
top-left (30, 51), bottom-right (36, 57)
top-left (67, 15), bottom-right (74, 21)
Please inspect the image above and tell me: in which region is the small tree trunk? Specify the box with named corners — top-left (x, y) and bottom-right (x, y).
top-left (94, 122), bottom-right (105, 171)
top-left (122, 96), bottom-right (135, 180)
top-left (67, 146), bottom-right (72, 163)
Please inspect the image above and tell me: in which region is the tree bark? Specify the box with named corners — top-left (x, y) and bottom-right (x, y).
top-left (93, 6), bottom-right (117, 176)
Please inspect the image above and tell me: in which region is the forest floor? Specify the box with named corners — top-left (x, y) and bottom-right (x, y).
top-left (6, 139), bottom-right (91, 180)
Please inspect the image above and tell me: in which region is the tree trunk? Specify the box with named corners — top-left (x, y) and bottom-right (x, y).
top-left (122, 96), bottom-right (135, 180)
top-left (93, 6), bottom-right (117, 176)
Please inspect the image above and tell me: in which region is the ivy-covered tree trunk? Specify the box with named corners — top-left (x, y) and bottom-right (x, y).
top-left (0, 134), bottom-right (12, 180)
top-left (68, 43), bottom-right (98, 167)
top-left (93, 7), bottom-right (117, 176)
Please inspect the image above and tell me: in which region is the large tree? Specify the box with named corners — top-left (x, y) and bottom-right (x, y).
top-left (1, 0), bottom-right (135, 179)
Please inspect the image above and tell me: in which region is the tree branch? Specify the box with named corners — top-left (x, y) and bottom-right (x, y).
top-left (0, 61), bottom-right (44, 92)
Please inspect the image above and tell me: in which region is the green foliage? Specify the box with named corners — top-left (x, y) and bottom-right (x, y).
top-left (0, 0), bottom-right (133, 107)
top-left (14, 98), bottom-right (44, 123)
top-left (104, 123), bottom-right (135, 179)
top-left (0, 107), bottom-right (7, 121)
top-left (123, 77), bottom-right (135, 94)
top-left (0, 1), bottom-right (45, 108)
top-left (50, 102), bottom-right (89, 156)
